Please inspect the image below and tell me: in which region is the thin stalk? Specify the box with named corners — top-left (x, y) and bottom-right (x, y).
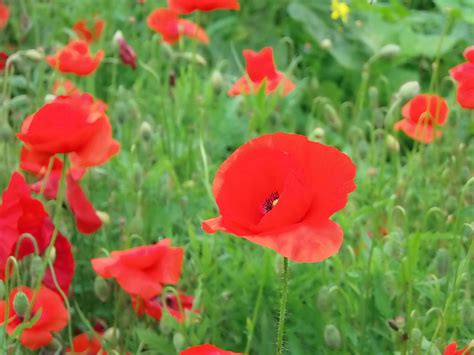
top-left (276, 257), bottom-right (289, 355)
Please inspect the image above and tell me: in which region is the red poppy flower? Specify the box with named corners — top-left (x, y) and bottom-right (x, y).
top-left (0, 1), bottom-right (9, 30)
top-left (47, 40), bottom-right (104, 76)
top-left (168, 0), bottom-right (240, 14)
top-left (133, 292), bottom-right (195, 322)
top-left (147, 8), bottom-right (209, 45)
top-left (73, 18), bottom-right (106, 44)
top-left (450, 46), bottom-right (474, 109)
top-left (114, 31), bottom-right (137, 69)
top-left (0, 172), bottom-right (75, 295)
top-left (52, 79), bottom-right (80, 96)
top-left (202, 133), bottom-right (356, 263)
top-left (228, 47), bottom-right (296, 96)
top-left (394, 94), bottom-right (449, 144)
top-left (444, 342), bottom-right (469, 355)
top-left (0, 286), bottom-right (68, 350)
top-left (0, 51), bottom-right (8, 71)
top-left (180, 344), bottom-right (242, 355)
top-left (20, 148), bottom-right (102, 234)
top-left (91, 239), bottom-right (184, 299)
top-left (66, 333), bottom-right (106, 354)
top-left (17, 93), bottom-right (120, 169)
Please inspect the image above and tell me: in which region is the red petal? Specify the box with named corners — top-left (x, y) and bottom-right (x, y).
top-left (66, 175), bottom-right (102, 234)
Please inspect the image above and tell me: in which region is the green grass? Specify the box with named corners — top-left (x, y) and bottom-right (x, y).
top-left (1, 0), bottom-right (473, 354)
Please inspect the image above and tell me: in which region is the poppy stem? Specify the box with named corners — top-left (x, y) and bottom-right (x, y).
top-left (276, 257), bottom-right (289, 355)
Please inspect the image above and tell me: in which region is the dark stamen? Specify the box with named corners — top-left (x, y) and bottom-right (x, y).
top-left (262, 191), bottom-right (279, 214)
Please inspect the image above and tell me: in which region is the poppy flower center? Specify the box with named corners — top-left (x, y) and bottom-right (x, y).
top-left (262, 191), bottom-right (279, 214)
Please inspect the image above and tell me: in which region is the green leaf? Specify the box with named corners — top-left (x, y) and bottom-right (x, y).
top-left (135, 327), bottom-right (176, 355)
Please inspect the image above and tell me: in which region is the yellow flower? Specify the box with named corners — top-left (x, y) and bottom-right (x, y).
top-left (331, 0), bottom-right (350, 23)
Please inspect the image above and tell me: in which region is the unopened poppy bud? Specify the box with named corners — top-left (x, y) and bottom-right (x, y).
top-left (324, 324), bottom-right (342, 350)
top-left (385, 134), bottom-right (400, 153)
top-left (45, 94), bottom-right (56, 103)
top-left (317, 286), bottom-right (331, 311)
top-left (30, 255), bottom-right (44, 279)
top-left (398, 81), bottom-right (420, 100)
top-left (383, 238), bottom-right (402, 260)
top-left (378, 44), bottom-right (400, 59)
top-left (320, 38), bottom-right (332, 49)
top-left (173, 332), bottom-right (186, 352)
top-left (210, 69), bottom-right (224, 90)
top-left (178, 52), bottom-right (207, 65)
top-left (0, 121), bottom-right (13, 141)
top-left (96, 210), bottom-right (110, 225)
top-left (461, 299), bottom-right (474, 326)
top-left (182, 180), bottom-right (195, 189)
top-left (310, 127), bottom-right (325, 143)
top-left (46, 337), bottom-right (62, 351)
top-left (13, 291), bottom-right (29, 318)
top-left (159, 311), bottom-right (175, 335)
top-left (23, 48), bottom-right (44, 62)
top-left (48, 246), bottom-right (56, 264)
top-left (434, 248), bottom-right (450, 277)
top-left (410, 327), bottom-right (423, 347)
top-left (368, 86), bottom-right (379, 108)
top-left (462, 222), bottom-right (474, 238)
top-left (94, 276), bottom-right (111, 302)
top-left (103, 327), bottom-right (120, 344)
top-left (323, 103), bottom-right (342, 130)
top-left (140, 121), bottom-right (153, 141)
top-left (113, 31), bottom-right (137, 69)
top-left (0, 280), bottom-right (5, 300)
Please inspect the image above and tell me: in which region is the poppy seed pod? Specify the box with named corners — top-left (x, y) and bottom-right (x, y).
top-left (397, 81), bottom-right (420, 100)
top-left (173, 332), bottom-right (186, 352)
top-left (94, 276), bottom-right (112, 302)
top-left (324, 324), bottom-right (342, 350)
top-left (13, 291), bottom-right (29, 318)
top-left (378, 44), bottom-right (401, 59)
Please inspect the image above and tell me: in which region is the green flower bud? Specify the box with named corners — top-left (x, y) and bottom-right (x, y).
top-left (324, 324), bottom-right (342, 350)
top-left (316, 286), bottom-right (331, 312)
top-left (385, 134), bottom-right (400, 153)
top-left (0, 280), bottom-right (5, 300)
top-left (30, 255), bottom-right (44, 280)
top-left (378, 44), bottom-right (401, 59)
top-left (94, 276), bottom-right (111, 302)
top-left (173, 332), bottom-right (186, 352)
top-left (103, 327), bottom-right (120, 344)
top-left (462, 222), bottom-right (474, 238)
top-left (321, 38), bottom-right (332, 49)
top-left (397, 81), bottom-right (420, 100)
top-left (410, 327), bottom-right (423, 347)
top-left (434, 248), bottom-right (450, 277)
top-left (159, 311), bottom-right (176, 335)
top-left (323, 103), bottom-right (342, 130)
top-left (310, 127), bottom-right (325, 143)
top-left (140, 121), bottom-right (153, 142)
top-left (368, 86), bottom-right (379, 108)
top-left (13, 291), bottom-right (29, 318)
top-left (210, 70), bottom-right (224, 90)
